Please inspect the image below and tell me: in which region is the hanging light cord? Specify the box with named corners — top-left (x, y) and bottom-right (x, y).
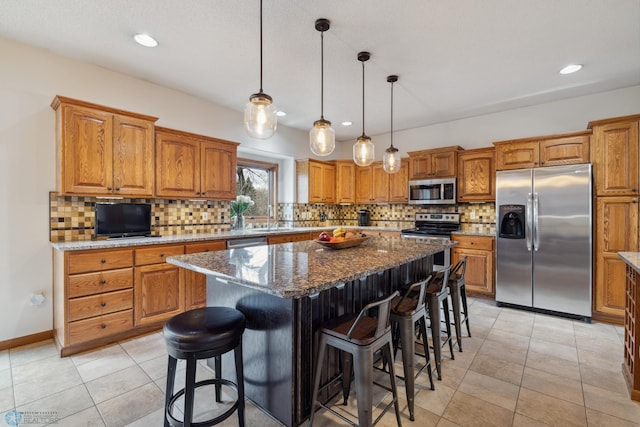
top-left (390, 79), bottom-right (394, 148)
top-left (361, 59), bottom-right (366, 136)
top-left (259, 0), bottom-right (264, 94)
top-left (320, 29), bottom-right (324, 120)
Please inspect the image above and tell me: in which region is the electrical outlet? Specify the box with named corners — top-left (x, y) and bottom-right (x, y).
top-left (201, 212), bottom-right (209, 220)
top-left (470, 212), bottom-right (476, 220)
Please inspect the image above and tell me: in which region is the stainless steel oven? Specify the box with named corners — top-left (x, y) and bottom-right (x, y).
top-left (408, 178), bottom-right (456, 205)
top-left (401, 212), bottom-right (460, 270)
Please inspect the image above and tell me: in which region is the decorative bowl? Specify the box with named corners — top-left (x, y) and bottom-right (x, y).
top-left (313, 236), bottom-right (369, 250)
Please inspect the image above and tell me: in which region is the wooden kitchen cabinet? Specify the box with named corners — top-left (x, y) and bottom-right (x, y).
top-left (590, 117), bottom-right (640, 197)
top-left (408, 146), bottom-right (462, 179)
top-left (457, 147), bottom-right (496, 202)
top-left (134, 244), bottom-right (185, 326)
top-left (355, 162), bottom-right (389, 203)
top-left (53, 248), bottom-right (135, 354)
top-left (388, 159), bottom-right (409, 203)
top-left (52, 96), bottom-right (157, 197)
top-left (494, 131), bottom-right (590, 171)
top-left (623, 262), bottom-right (640, 401)
top-left (184, 240), bottom-right (227, 309)
top-left (296, 159), bottom-right (336, 203)
top-left (451, 235), bottom-right (495, 297)
top-left (334, 160), bottom-right (356, 203)
top-left (594, 196), bottom-right (638, 323)
top-left (267, 232), bottom-right (312, 245)
top-left (155, 127), bottom-right (238, 200)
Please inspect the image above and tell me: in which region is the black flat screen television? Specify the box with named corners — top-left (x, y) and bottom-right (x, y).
top-left (94, 203), bottom-right (152, 238)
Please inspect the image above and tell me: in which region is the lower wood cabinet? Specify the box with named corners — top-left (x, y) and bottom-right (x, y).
top-left (53, 239), bottom-right (226, 355)
top-left (267, 232), bottom-right (312, 245)
top-left (451, 235), bottom-right (495, 297)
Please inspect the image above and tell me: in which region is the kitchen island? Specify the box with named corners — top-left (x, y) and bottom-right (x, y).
top-left (167, 237), bottom-right (454, 426)
top-left (619, 252), bottom-right (640, 401)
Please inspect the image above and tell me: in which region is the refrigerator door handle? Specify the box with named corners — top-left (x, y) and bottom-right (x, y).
top-left (526, 192), bottom-right (533, 251)
top-left (533, 192), bottom-right (540, 251)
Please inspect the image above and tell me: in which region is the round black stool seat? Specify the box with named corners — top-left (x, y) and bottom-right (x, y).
top-left (164, 307), bottom-right (245, 355)
top-left (163, 307), bottom-right (246, 427)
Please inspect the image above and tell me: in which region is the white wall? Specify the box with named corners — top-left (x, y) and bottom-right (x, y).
top-left (1, 34), bottom-right (639, 342)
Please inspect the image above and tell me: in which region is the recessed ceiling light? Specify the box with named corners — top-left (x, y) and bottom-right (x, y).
top-left (134, 33), bottom-right (158, 48)
top-left (559, 64), bottom-right (583, 75)
top-left (341, 121), bottom-right (353, 126)
top-left (276, 111), bottom-right (287, 117)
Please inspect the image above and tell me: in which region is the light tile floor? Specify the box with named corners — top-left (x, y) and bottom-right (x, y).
top-left (1, 297), bottom-right (639, 426)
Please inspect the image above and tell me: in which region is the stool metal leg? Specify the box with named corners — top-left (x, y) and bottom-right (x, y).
top-left (341, 351), bottom-right (352, 405)
top-left (427, 296), bottom-right (442, 380)
top-left (353, 346), bottom-right (374, 427)
top-left (398, 315), bottom-right (417, 421)
top-left (234, 340), bottom-right (246, 427)
top-left (442, 299), bottom-right (455, 360)
top-left (308, 335), bottom-right (327, 427)
top-left (384, 340), bottom-right (403, 427)
top-left (214, 355), bottom-right (222, 403)
top-left (183, 356), bottom-right (197, 427)
top-left (449, 283), bottom-right (463, 351)
top-left (164, 356), bottom-right (177, 427)
top-left (461, 284), bottom-right (471, 337)
top-left (417, 316), bottom-right (435, 390)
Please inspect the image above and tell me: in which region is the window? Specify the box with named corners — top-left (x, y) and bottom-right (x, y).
top-left (236, 159), bottom-right (277, 223)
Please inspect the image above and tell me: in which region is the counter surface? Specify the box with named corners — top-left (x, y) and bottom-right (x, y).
top-left (619, 252), bottom-right (640, 273)
top-left (167, 237), bottom-right (454, 299)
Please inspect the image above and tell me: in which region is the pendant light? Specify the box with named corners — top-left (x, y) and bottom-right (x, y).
top-left (309, 18), bottom-right (335, 156)
top-left (353, 52), bottom-right (375, 167)
top-left (244, 0), bottom-right (277, 139)
top-left (383, 75), bottom-right (401, 174)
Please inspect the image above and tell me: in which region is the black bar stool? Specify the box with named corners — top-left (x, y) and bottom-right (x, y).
top-left (425, 266), bottom-right (454, 380)
top-left (447, 257), bottom-right (470, 351)
top-left (308, 292), bottom-right (402, 427)
top-left (390, 275), bottom-right (435, 421)
top-left (163, 307), bottom-right (246, 427)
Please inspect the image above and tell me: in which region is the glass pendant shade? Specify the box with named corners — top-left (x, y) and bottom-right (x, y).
top-left (310, 119), bottom-right (335, 156)
top-left (244, 93), bottom-right (277, 140)
top-left (383, 146), bottom-right (401, 173)
top-left (353, 135), bottom-right (375, 166)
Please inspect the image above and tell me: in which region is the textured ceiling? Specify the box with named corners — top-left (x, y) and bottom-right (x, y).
top-left (1, 0), bottom-right (639, 141)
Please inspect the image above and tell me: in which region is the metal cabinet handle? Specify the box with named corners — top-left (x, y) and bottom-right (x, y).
top-left (101, 302), bottom-right (106, 307)
top-left (107, 187), bottom-right (113, 191)
top-left (101, 324), bottom-right (106, 329)
top-left (100, 279), bottom-right (106, 285)
top-left (101, 259), bottom-right (106, 264)
top-left (115, 187), bottom-right (120, 191)
top-left (159, 253), bottom-right (165, 258)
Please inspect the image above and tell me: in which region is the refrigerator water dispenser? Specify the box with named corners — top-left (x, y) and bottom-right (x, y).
top-left (498, 205), bottom-right (525, 239)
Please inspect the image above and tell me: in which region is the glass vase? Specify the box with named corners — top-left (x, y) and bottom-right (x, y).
top-left (232, 214), bottom-right (245, 230)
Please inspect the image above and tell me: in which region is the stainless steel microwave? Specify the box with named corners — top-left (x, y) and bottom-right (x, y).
top-left (408, 178), bottom-right (457, 205)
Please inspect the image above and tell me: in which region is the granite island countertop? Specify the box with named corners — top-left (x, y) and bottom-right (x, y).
top-left (166, 237), bottom-right (456, 299)
top-left (619, 252), bottom-right (640, 273)
top-left (51, 226), bottom-right (403, 251)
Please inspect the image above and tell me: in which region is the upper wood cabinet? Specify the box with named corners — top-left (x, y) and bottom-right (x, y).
top-left (494, 131), bottom-right (590, 171)
top-left (334, 160), bottom-right (356, 204)
top-left (589, 117), bottom-right (640, 197)
top-left (388, 158), bottom-right (409, 203)
top-left (356, 162), bottom-right (389, 204)
top-left (457, 147), bottom-right (496, 202)
top-left (52, 96), bottom-right (157, 197)
top-left (296, 159), bottom-right (335, 203)
top-left (155, 127), bottom-right (238, 200)
top-left (408, 146), bottom-right (462, 179)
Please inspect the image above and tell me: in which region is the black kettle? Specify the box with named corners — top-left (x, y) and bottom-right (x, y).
top-left (357, 209), bottom-right (371, 226)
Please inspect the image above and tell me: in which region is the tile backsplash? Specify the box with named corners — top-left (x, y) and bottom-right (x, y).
top-left (50, 192), bottom-right (496, 242)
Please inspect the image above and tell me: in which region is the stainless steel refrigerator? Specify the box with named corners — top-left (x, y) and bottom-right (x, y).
top-left (495, 164), bottom-right (592, 320)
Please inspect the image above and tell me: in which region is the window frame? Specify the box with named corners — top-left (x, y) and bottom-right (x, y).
top-left (236, 158), bottom-right (278, 224)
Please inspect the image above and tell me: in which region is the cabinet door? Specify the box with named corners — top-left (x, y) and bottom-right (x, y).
top-left (595, 197), bottom-right (639, 321)
top-left (112, 116), bottom-right (154, 197)
top-left (540, 134), bottom-right (589, 167)
top-left (322, 164), bottom-right (336, 203)
top-left (355, 166), bottom-right (373, 203)
top-left (388, 159), bottom-right (409, 203)
top-left (432, 151), bottom-right (457, 177)
top-left (155, 132), bottom-right (201, 198)
top-left (335, 161), bottom-right (355, 203)
top-left (452, 247), bottom-right (494, 296)
top-left (457, 148), bottom-right (495, 202)
top-left (408, 154), bottom-right (432, 179)
top-left (495, 141), bottom-right (539, 170)
top-left (201, 141), bottom-right (237, 200)
top-left (134, 263), bottom-right (185, 326)
top-left (62, 105), bottom-right (114, 195)
top-left (308, 161), bottom-right (324, 203)
top-left (593, 121), bottom-right (639, 196)
top-left (371, 163), bottom-right (390, 203)
top-left (184, 241), bottom-right (227, 309)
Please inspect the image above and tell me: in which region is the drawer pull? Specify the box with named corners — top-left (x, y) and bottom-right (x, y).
top-left (470, 242), bottom-right (475, 245)
top-left (159, 253), bottom-right (165, 258)
top-left (101, 302), bottom-right (107, 307)
top-left (101, 324), bottom-right (106, 329)
top-left (100, 280), bottom-right (106, 285)
top-left (101, 259), bottom-right (106, 264)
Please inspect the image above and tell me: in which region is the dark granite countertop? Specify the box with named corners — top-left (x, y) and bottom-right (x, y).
top-left (50, 226), bottom-right (403, 251)
top-left (619, 252), bottom-right (640, 273)
top-left (166, 237), bottom-right (456, 299)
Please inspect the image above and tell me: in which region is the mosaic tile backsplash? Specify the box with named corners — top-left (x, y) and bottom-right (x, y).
top-left (50, 192), bottom-right (496, 242)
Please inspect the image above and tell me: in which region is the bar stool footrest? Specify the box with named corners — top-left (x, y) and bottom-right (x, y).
top-left (166, 378), bottom-right (240, 427)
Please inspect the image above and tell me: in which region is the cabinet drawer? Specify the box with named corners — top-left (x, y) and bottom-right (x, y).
top-left (68, 289), bottom-right (133, 322)
top-left (68, 309), bottom-right (133, 345)
top-left (135, 245), bottom-right (184, 266)
top-left (452, 235), bottom-right (494, 250)
top-left (185, 240), bottom-right (226, 254)
top-left (68, 268), bottom-right (133, 298)
top-left (68, 249), bottom-right (133, 274)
